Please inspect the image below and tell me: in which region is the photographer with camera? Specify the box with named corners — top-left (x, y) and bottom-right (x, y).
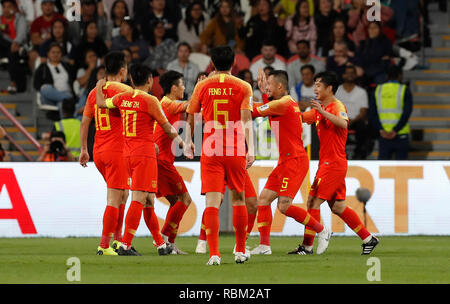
top-left (37, 131), bottom-right (75, 162)
top-left (0, 0), bottom-right (28, 94)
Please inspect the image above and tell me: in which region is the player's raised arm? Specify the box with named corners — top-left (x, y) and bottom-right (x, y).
top-left (96, 79), bottom-right (108, 108)
top-left (311, 99), bottom-right (348, 129)
top-left (301, 109), bottom-right (316, 125)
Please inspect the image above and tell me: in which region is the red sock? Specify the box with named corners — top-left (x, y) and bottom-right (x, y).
top-left (233, 205), bottom-right (248, 253)
top-left (161, 201), bottom-right (188, 243)
top-left (199, 210), bottom-right (206, 241)
top-left (143, 207), bottom-right (164, 246)
top-left (257, 205), bottom-right (272, 246)
top-left (114, 204), bottom-right (125, 241)
top-left (121, 201), bottom-right (143, 248)
top-left (204, 207), bottom-right (220, 257)
top-left (247, 212), bottom-right (257, 238)
top-left (302, 209), bottom-right (320, 247)
top-left (100, 205), bottom-right (119, 249)
top-left (339, 206), bottom-right (371, 240)
top-left (285, 205), bottom-right (324, 233)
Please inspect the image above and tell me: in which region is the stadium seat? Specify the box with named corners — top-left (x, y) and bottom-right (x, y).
top-left (189, 52), bottom-right (211, 72)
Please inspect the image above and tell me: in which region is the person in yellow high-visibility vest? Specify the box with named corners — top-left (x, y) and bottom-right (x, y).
top-left (52, 99), bottom-right (81, 158)
top-left (370, 65), bottom-right (413, 160)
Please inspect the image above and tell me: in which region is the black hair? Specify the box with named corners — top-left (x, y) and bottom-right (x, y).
top-left (129, 63), bottom-right (152, 86)
top-left (47, 41), bottom-right (63, 53)
top-left (50, 18), bottom-right (68, 42)
top-left (300, 64), bottom-right (315, 74)
top-left (387, 65), bottom-right (402, 80)
top-left (262, 39), bottom-right (277, 48)
top-left (268, 70), bottom-right (289, 90)
top-left (160, 70), bottom-right (184, 96)
top-left (344, 64), bottom-right (357, 74)
top-left (62, 98), bottom-right (76, 117)
top-left (177, 41), bottom-right (192, 52)
top-left (210, 45), bottom-right (235, 71)
top-left (314, 71), bottom-right (339, 94)
top-left (121, 18), bottom-right (140, 41)
top-left (184, 0), bottom-right (205, 33)
top-left (104, 51), bottom-right (126, 75)
top-left (296, 39), bottom-right (310, 48)
top-left (292, 0), bottom-right (310, 26)
top-left (110, 0), bottom-right (129, 22)
top-left (1, 0), bottom-right (17, 7)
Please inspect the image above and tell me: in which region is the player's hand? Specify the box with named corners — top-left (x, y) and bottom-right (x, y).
top-left (257, 68), bottom-right (268, 94)
top-left (311, 100), bottom-right (324, 114)
top-left (184, 142), bottom-right (194, 160)
top-left (96, 78), bottom-right (106, 90)
top-left (79, 150), bottom-right (89, 167)
top-left (246, 154), bottom-right (255, 169)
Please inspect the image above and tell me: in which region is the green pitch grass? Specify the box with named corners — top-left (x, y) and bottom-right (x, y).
top-left (0, 236), bottom-right (449, 284)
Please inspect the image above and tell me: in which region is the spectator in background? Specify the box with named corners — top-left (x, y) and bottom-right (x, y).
top-left (0, 0), bottom-right (28, 93)
top-left (138, 0), bottom-right (180, 42)
top-left (275, 0), bottom-right (314, 18)
top-left (143, 19), bottom-right (176, 75)
top-left (249, 40), bottom-right (286, 81)
top-left (314, 0), bottom-right (343, 57)
top-left (37, 131), bottom-right (75, 161)
top-left (286, 40), bottom-right (325, 90)
top-left (390, 0), bottom-right (420, 43)
top-left (285, 0), bottom-right (317, 56)
top-left (106, 0), bottom-right (130, 42)
top-left (34, 0), bottom-right (65, 17)
top-left (110, 19), bottom-right (149, 63)
top-left (237, 68), bottom-right (262, 102)
top-left (177, 1), bottom-right (209, 53)
top-left (0, 0), bottom-right (34, 25)
top-left (241, 0), bottom-right (288, 60)
top-left (199, 0), bottom-right (245, 53)
top-left (102, 0), bottom-right (134, 20)
top-left (356, 21), bottom-right (393, 85)
top-left (76, 65), bottom-right (105, 120)
top-left (204, 0), bottom-right (241, 18)
top-left (34, 43), bottom-right (76, 118)
top-left (166, 42), bottom-right (199, 98)
top-left (326, 41), bottom-right (361, 83)
top-left (290, 64), bottom-right (315, 111)
top-left (370, 65), bottom-right (412, 160)
top-left (39, 19), bottom-right (72, 64)
top-left (74, 49), bottom-right (99, 95)
top-left (323, 18), bottom-right (356, 57)
top-left (69, 21), bottom-right (108, 69)
top-left (336, 65), bottom-right (371, 159)
top-left (29, 0), bottom-right (67, 70)
top-left (67, 0), bottom-right (109, 47)
top-left (52, 99), bottom-right (81, 158)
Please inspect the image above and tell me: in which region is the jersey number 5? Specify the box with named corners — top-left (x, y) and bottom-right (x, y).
top-left (121, 110), bottom-right (137, 137)
top-left (213, 99), bottom-right (229, 129)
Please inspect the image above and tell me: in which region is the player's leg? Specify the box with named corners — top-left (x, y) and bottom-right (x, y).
top-left (97, 188), bottom-right (123, 255)
top-left (328, 200), bottom-right (379, 254)
top-left (196, 192), bottom-right (224, 254)
top-left (112, 189), bottom-right (128, 250)
top-left (229, 188), bottom-right (248, 263)
top-left (250, 188), bottom-right (278, 255)
top-left (118, 190), bottom-right (146, 255)
top-left (161, 193), bottom-right (191, 245)
top-left (289, 195), bottom-right (324, 255)
top-left (245, 196), bottom-right (257, 239)
top-left (204, 192), bottom-right (222, 265)
top-left (143, 193), bottom-right (173, 255)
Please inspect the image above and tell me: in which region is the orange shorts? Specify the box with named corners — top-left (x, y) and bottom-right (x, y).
top-left (264, 156), bottom-right (309, 198)
top-left (126, 156), bottom-right (158, 193)
top-left (201, 156), bottom-right (246, 194)
top-left (309, 163), bottom-right (347, 201)
top-left (221, 170), bottom-right (258, 198)
top-left (94, 150), bottom-right (129, 190)
top-left (156, 161), bottom-right (188, 198)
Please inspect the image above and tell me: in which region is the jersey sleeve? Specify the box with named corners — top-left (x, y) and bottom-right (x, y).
top-left (82, 90), bottom-right (96, 118)
top-left (240, 82), bottom-right (253, 111)
top-left (186, 82), bottom-right (202, 114)
top-left (301, 109), bottom-right (316, 125)
top-left (103, 81), bottom-right (133, 97)
top-left (254, 99), bottom-right (288, 117)
top-left (166, 100), bottom-right (188, 115)
top-left (147, 95), bottom-right (169, 126)
top-left (330, 101), bottom-right (349, 121)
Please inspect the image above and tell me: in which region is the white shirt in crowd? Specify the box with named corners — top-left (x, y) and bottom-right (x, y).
top-left (249, 55), bottom-right (286, 81)
top-left (47, 62), bottom-right (71, 94)
top-left (290, 83), bottom-right (315, 103)
top-left (335, 84), bottom-right (369, 120)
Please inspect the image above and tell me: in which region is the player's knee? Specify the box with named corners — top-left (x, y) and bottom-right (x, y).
top-left (277, 199), bottom-right (291, 214)
top-left (231, 191), bottom-right (245, 203)
top-left (181, 194), bottom-right (192, 207)
top-left (246, 197), bottom-right (257, 214)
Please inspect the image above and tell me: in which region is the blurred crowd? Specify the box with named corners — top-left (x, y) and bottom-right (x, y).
top-left (0, 0), bottom-right (443, 161)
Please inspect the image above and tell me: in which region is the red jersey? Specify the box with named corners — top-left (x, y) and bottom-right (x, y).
top-left (302, 99), bottom-right (349, 165)
top-left (186, 73), bottom-right (253, 157)
top-left (106, 89), bottom-right (169, 158)
top-left (154, 96), bottom-right (188, 164)
top-left (83, 81), bottom-right (133, 154)
top-left (253, 95), bottom-right (307, 164)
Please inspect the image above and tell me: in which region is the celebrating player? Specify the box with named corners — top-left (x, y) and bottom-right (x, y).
top-left (184, 45), bottom-right (255, 266)
top-left (79, 51), bottom-right (133, 256)
top-left (152, 70), bottom-right (194, 254)
top-left (96, 63), bottom-right (187, 256)
top-left (250, 69), bottom-right (331, 256)
top-left (290, 71), bottom-right (379, 255)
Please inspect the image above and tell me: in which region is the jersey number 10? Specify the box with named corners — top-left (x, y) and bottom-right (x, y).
top-left (121, 110), bottom-right (137, 137)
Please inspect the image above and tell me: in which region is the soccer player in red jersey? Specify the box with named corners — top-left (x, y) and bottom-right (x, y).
top-left (151, 70), bottom-right (195, 254)
top-left (290, 71), bottom-right (379, 255)
top-left (184, 46), bottom-right (255, 265)
top-left (249, 69), bottom-right (331, 256)
top-left (96, 63), bottom-right (187, 256)
top-left (79, 51), bottom-right (133, 256)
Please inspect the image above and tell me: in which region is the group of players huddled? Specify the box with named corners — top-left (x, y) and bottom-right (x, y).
top-left (79, 45), bottom-right (379, 266)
